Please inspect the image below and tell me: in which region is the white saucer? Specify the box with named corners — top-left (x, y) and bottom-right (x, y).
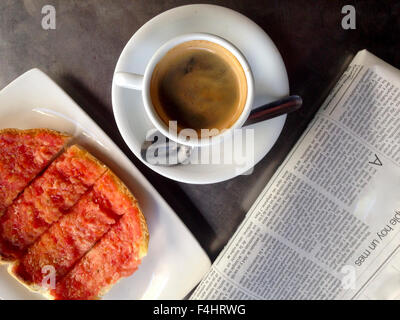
top-left (112, 4), bottom-right (289, 184)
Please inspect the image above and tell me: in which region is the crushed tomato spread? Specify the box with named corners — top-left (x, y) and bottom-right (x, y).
top-left (0, 129), bottom-right (68, 214)
top-left (0, 145), bottom-right (106, 260)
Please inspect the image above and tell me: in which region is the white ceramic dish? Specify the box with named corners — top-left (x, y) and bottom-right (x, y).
top-left (0, 69), bottom-right (211, 300)
top-left (112, 4), bottom-right (289, 184)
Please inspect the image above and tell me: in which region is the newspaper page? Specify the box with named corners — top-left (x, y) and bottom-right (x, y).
top-left (191, 50), bottom-right (400, 300)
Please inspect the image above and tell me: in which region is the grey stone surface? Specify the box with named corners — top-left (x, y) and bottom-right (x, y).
top-left (1, 0), bottom-right (399, 259)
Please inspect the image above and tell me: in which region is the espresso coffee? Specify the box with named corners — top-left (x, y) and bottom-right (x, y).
top-left (150, 40), bottom-right (247, 134)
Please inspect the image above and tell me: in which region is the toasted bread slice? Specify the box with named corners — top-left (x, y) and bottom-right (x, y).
top-left (0, 128), bottom-right (71, 216)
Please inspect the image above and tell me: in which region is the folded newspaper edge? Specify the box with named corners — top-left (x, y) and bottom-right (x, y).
top-left (191, 50), bottom-right (400, 300)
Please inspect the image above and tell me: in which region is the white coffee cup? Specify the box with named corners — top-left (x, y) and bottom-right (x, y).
top-left (114, 33), bottom-right (254, 147)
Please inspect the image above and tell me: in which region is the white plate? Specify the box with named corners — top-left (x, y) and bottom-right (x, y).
top-left (112, 4), bottom-right (289, 184)
top-left (0, 69), bottom-right (211, 300)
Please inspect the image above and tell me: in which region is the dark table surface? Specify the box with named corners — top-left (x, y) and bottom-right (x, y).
top-left (1, 0), bottom-right (399, 260)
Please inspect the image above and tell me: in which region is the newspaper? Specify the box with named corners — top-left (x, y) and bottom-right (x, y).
top-left (191, 50), bottom-right (400, 300)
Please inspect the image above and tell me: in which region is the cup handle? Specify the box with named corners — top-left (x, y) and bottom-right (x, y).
top-left (114, 72), bottom-right (144, 90)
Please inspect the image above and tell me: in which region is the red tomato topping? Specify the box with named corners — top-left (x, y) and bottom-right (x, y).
top-left (51, 203), bottom-right (143, 300)
top-left (0, 130), bottom-right (69, 214)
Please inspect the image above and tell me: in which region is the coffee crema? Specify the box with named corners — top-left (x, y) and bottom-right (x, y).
top-left (150, 40), bottom-right (247, 135)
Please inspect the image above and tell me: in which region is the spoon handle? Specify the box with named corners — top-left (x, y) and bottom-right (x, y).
top-left (243, 95), bottom-right (302, 127)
